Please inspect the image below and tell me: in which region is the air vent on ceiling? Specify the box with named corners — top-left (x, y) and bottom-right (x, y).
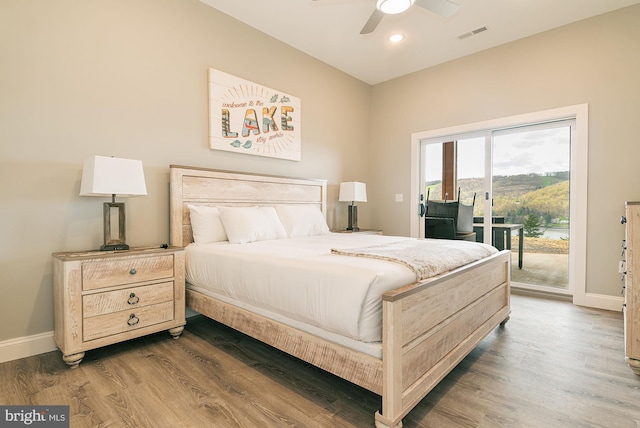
top-left (458, 26), bottom-right (488, 40)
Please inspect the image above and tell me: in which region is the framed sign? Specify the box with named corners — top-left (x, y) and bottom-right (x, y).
top-left (208, 69), bottom-right (301, 161)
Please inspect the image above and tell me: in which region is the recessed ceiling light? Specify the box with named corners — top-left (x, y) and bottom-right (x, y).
top-left (388, 33), bottom-right (404, 43)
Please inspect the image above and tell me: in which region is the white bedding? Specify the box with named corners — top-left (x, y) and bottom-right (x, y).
top-left (186, 233), bottom-right (497, 346)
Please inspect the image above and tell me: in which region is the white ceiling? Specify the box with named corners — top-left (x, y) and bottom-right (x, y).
top-left (200, 0), bottom-right (640, 85)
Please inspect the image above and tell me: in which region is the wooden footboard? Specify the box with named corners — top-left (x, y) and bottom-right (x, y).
top-left (375, 250), bottom-right (510, 428)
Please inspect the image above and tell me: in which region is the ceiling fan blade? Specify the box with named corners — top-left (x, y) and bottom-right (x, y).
top-left (414, 0), bottom-right (459, 17)
top-left (360, 8), bottom-right (385, 34)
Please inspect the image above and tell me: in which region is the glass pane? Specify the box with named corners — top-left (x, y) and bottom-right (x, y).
top-left (493, 125), bottom-right (571, 289)
top-left (457, 137), bottom-right (485, 216)
top-left (424, 142), bottom-right (443, 201)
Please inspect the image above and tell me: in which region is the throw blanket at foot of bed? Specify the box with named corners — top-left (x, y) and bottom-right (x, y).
top-left (331, 238), bottom-right (498, 281)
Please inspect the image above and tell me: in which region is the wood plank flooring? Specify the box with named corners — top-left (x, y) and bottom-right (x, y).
top-left (2, 293), bottom-right (639, 427)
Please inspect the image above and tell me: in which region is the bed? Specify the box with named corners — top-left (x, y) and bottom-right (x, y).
top-left (169, 165), bottom-right (511, 428)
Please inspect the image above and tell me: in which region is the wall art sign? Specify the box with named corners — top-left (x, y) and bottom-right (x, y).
top-left (209, 69), bottom-right (301, 161)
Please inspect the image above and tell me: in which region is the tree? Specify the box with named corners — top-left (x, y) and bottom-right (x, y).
top-left (523, 214), bottom-right (544, 238)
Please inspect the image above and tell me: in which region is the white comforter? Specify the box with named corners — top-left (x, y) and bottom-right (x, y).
top-left (185, 234), bottom-right (495, 343)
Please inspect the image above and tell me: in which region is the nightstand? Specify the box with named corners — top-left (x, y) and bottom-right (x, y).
top-left (52, 246), bottom-right (185, 368)
top-left (336, 229), bottom-right (383, 235)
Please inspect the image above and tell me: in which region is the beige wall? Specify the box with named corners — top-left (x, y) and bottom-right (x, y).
top-left (2, 0), bottom-right (638, 344)
top-left (0, 0), bottom-right (371, 341)
top-left (369, 5), bottom-right (640, 296)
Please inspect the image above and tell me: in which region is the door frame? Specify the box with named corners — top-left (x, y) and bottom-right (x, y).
top-left (410, 104), bottom-right (588, 306)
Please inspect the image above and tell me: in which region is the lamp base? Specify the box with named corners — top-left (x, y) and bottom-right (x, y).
top-left (100, 243), bottom-right (130, 251)
top-left (102, 200), bottom-right (129, 251)
top-left (346, 204), bottom-right (360, 232)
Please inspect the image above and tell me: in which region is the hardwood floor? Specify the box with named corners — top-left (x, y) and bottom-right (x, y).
top-left (2, 294), bottom-right (639, 427)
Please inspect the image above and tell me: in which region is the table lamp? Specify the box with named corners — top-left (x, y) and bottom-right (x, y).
top-left (339, 181), bottom-right (367, 231)
top-left (80, 155), bottom-right (147, 251)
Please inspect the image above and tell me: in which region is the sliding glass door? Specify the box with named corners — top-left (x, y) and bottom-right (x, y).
top-left (419, 120), bottom-right (573, 292)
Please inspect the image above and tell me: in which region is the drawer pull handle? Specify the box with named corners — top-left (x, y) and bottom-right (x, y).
top-left (127, 293), bottom-right (140, 305)
top-left (127, 314), bottom-right (140, 326)
top-left (129, 268), bottom-right (137, 275)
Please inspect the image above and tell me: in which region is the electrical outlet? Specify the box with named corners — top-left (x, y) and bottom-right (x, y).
top-left (395, 194), bottom-right (403, 202)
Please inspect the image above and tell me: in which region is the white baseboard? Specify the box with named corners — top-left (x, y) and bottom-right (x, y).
top-left (512, 283), bottom-right (624, 313)
top-left (0, 331), bottom-right (57, 364)
top-left (583, 293), bottom-right (624, 312)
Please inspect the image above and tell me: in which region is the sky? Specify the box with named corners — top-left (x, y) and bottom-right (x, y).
top-left (425, 126), bottom-right (571, 181)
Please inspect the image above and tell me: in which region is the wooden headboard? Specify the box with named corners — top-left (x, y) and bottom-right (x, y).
top-left (169, 165), bottom-right (328, 247)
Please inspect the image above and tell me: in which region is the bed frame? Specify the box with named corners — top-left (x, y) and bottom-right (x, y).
top-left (169, 165), bottom-right (511, 428)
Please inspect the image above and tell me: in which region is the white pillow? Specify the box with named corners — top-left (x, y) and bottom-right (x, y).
top-left (219, 206), bottom-right (287, 244)
top-left (274, 204), bottom-right (330, 237)
top-left (188, 205), bottom-right (228, 244)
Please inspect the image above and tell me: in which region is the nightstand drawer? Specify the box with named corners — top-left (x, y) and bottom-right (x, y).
top-left (82, 254), bottom-right (174, 290)
top-left (54, 246), bottom-right (185, 368)
top-left (83, 281), bottom-right (174, 318)
top-left (83, 301), bottom-right (174, 341)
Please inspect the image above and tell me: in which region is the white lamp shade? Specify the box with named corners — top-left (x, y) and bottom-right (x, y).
top-left (377, 0), bottom-right (414, 14)
top-left (80, 155), bottom-right (147, 197)
top-left (339, 182), bottom-right (367, 203)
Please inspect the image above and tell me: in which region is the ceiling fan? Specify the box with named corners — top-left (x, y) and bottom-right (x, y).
top-left (359, 0), bottom-right (459, 34)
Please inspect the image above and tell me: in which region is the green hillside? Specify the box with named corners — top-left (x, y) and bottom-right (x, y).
top-left (495, 180), bottom-right (569, 223)
top-left (426, 172), bottom-right (569, 225)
